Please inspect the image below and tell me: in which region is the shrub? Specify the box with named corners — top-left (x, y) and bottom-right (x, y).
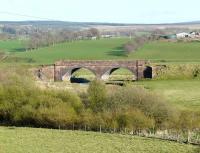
top-left (0, 67), bottom-right (81, 128)
top-left (106, 85), bottom-right (175, 129)
top-left (87, 79), bottom-right (107, 112)
top-left (154, 64), bottom-right (200, 80)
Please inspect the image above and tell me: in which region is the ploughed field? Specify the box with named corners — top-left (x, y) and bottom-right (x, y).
top-left (0, 126), bottom-right (198, 153)
top-left (1, 39), bottom-right (200, 64)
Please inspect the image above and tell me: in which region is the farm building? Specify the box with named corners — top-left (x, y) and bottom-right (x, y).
top-left (176, 32), bottom-right (190, 39)
top-left (91, 36), bottom-right (97, 40)
top-left (101, 35), bottom-right (113, 38)
top-left (176, 32), bottom-right (200, 39)
top-left (189, 32), bottom-right (200, 38)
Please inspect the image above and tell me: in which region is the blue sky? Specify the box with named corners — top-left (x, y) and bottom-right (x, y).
top-left (0, 0), bottom-right (200, 23)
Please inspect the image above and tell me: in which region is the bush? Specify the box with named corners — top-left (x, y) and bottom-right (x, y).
top-left (0, 67), bottom-right (81, 128)
top-left (154, 64), bottom-right (200, 80)
top-left (106, 85), bottom-right (176, 129)
top-left (87, 79), bottom-right (107, 112)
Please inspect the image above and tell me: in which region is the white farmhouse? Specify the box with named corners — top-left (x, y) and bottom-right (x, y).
top-left (190, 32), bottom-right (200, 38)
top-left (176, 32), bottom-right (190, 39)
top-left (91, 36), bottom-right (97, 40)
top-left (101, 35), bottom-right (112, 38)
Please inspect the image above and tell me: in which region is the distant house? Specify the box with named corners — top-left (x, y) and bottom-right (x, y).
top-left (189, 32), bottom-right (200, 38)
top-left (176, 32), bottom-right (190, 39)
top-left (101, 35), bottom-right (113, 38)
top-left (85, 36), bottom-right (97, 40)
top-left (91, 36), bottom-right (97, 40)
top-left (176, 32), bottom-right (200, 39)
top-left (77, 36), bottom-right (83, 40)
top-left (159, 32), bottom-right (200, 40)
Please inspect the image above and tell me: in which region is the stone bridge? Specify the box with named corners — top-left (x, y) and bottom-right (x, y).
top-left (38, 60), bottom-right (152, 82)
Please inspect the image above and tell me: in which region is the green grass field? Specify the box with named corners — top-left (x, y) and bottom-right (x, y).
top-left (1, 39), bottom-right (200, 64)
top-left (133, 41), bottom-right (200, 63)
top-left (0, 126), bottom-right (198, 153)
top-left (13, 38), bottom-right (129, 64)
top-left (135, 80), bottom-right (200, 111)
top-left (0, 40), bottom-right (25, 53)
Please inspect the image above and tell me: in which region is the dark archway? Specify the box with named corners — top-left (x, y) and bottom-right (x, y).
top-left (70, 67), bottom-right (96, 83)
top-left (143, 66), bottom-right (152, 79)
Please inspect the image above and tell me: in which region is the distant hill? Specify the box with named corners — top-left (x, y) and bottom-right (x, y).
top-left (1, 20), bottom-right (200, 30)
top-left (1, 20), bottom-right (200, 26)
top-left (172, 21), bottom-right (200, 25)
top-left (0, 21), bottom-right (132, 29)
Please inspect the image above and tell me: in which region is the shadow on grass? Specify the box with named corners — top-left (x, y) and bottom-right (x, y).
top-left (3, 56), bottom-right (36, 63)
top-left (107, 46), bottom-right (127, 57)
top-left (8, 127), bottom-right (16, 130)
top-left (12, 48), bottom-right (26, 52)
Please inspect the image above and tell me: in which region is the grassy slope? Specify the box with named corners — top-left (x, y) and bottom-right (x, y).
top-left (135, 80), bottom-right (200, 111)
top-left (0, 40), bottom-right (25, 53)
top-left (2, 39), bottom-right (200, 64)
top-left (14, 38), bottom-right (129, 64)
top-left (0, 126), bottom-right (197, 153)
top-left (132, 41), bottom-right (200, 63)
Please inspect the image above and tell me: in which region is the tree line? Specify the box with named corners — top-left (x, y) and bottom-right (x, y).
top-left (26, 28), bottom-right (100, 50)
top-left (123, 34), bottom-right (161, 55)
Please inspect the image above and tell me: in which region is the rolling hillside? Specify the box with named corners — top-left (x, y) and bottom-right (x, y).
top-left (1, 39), bottom-right (200, 64)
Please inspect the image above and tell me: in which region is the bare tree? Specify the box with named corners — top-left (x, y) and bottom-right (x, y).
top-left (88, 28), bottom-right (100, 38)
top-left (123, 36), bottom-right (149, 55)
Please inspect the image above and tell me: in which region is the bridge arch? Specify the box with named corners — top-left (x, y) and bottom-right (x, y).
top-left (143, 66), bottom-right (152, 79)
top-left (62, 67), bottom-right (97, 83)
top-left (101, 67), bottom-right (137, 81)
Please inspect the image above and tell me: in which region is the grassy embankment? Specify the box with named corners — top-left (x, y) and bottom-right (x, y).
top-left (0, 126), bottom-right (198, 153)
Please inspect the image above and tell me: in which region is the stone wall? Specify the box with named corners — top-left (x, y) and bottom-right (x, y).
top-left (38, 65), bottom-right (55, 81)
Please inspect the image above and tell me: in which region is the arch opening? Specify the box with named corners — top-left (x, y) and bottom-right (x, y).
top-left (143, 66), bottom-right (152, 79)
top-left (70, 68), bottom-right (96, 83)
top-left (102, 67), bottom-right (136, 82)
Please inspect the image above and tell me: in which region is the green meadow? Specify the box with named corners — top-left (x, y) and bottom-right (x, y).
top-left (133, 41), bottom-right (200, 63)
top-left (1, 39), bottom-right (200, 64)
top-left (135, 80), bottom-right (200, 111)
top-left (0, 126), bottom-right (197, 153)
top-left (0, 40), bottom-right (25, 53)
top-left (12, 38), bottom-right (129, 64)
